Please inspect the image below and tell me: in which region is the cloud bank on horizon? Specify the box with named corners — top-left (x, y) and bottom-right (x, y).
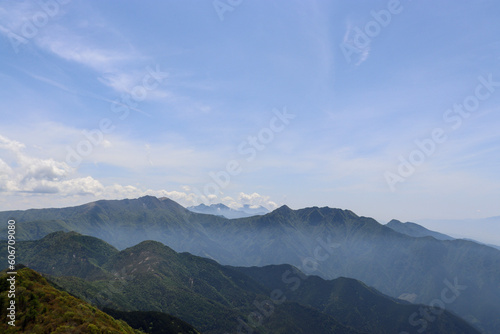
top-left (1, 0), bottom-right (499, 227)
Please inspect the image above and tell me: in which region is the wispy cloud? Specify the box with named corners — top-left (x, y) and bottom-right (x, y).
top-left (38, 35), bottom-right (130, 71)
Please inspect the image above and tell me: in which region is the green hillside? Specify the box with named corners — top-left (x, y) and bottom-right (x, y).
top-left (0, 266), bottom-right (142, 333)
top-left (102, 308), bottom-right (201, 334)
top-left (47, 237), bottom-right (361, 334)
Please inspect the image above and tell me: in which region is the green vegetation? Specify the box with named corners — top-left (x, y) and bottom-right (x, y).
top-left (48, 238), bottom-right (361, 334)
top-left (102, 308), bottom-right (201, 334)
top-left (0, 266), bottom-right (142, 333)
top-left (4, 231), bottom-right (118, 280)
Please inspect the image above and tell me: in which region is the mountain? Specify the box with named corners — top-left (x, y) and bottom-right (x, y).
top-left (187, 203), bottom-right (269, 218)
top-left (387, 220), bottom-right (500, 251)
top-left (461, 239), bottom-right (500, 251)
top-left (417, 216), bottom-right (500, 247)
top-left (11, 233), bottom-right (361, 334)
top-left (1, 196), bottom-right (499, 333)
top-left (0, 231), bottom-right (479, 334)
top-left (235, 264), bottom-right (480, 334)
top-left (10, 231), bottom-right (119, 280)
top-left (0, 196), bottom-right (230, 253)
top-left (0, 266), bottom-right (142, 333)
top-left (102, 308), bottom-right (201, 334)
top-left (386, 219), bottom-right (455, 241)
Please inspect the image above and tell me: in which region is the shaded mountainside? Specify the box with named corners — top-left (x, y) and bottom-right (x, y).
top-left (235, 264), bottom-right (479, 334)
top-left (1, 196), bottom-right (499, 332)
top-left (1, 231), bottom-right (480, 334)
top-left (102, 308), bottom-right (201, 334)
top-left (386, 219), bottom-right (455, 241)
top-left (0, 267), bottom-right (142, 333)
top-left (3, 233), bottom-right (361, 334)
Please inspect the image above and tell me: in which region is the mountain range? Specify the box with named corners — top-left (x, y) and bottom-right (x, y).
top-left (387, 219), bottom-right (500, 251)
top-left (416, 216), bottom-right (500, 248)
top-left (1, 196), bottom-right (499, 333)
top-left (0, 231), bottom-right (479, 334)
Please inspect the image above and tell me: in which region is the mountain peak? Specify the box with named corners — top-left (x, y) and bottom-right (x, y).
top-left (267, 205), bottom-right (294, 217)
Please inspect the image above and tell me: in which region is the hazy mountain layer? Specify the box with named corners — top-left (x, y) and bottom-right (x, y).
top-left (417, 216), bottom-right (500, 248)
top-left (235, 264), bottom-right (479, 334)
top-left (386, 219), bottom-right (455, 240)
top-left (1, 196), bottom-right (499, 333)
top-left (1, 231), bottom-right (480, 334)
top-left (2, 233), bottom-right (361, 334)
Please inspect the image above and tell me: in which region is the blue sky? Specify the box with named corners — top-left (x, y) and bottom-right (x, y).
top-left (1, 0), bottom-right (499, 234)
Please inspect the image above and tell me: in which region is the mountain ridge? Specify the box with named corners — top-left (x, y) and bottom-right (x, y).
top-left (386, 219), bottom-right (455, 241)
top-left (1, 196), bottom-right (499, 333)
top-left (1, 231), bottom-right (479, 334)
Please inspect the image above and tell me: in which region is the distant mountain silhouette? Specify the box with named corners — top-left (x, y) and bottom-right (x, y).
top-left (187, 203), bottom-right (269, 218)
top-left (417, 216), bottom-right (500, 248)
top-left (386, 219), bottom-right (454, 240)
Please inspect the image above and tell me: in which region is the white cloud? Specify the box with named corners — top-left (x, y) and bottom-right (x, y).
top-left (178, 192), bottom-right (278, 211)
top-left (22, 158), bottom-right (69, 182)
top-left (0, 158), bottom-right (14, 191)
top-left (0, 134), bottom-right (280, 211)
top-left (238, 192), bottom-right (278, 210)
top-left (0, 134), bottom-right (25, 152)
top-left (41, 38), bottom-right (125, 70)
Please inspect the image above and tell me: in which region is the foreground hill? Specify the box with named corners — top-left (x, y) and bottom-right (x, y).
top-left (102, 308), bottom-right (201, 334)
top-left (1, 231), bottom-right (480, 334)
top-left (1, 196), bottom-right (499, 332)
top-left (0, 267), bottom-right (141, 333)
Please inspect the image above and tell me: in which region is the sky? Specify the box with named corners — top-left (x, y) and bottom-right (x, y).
top-left (1, 0), bottom-right (499, 236)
